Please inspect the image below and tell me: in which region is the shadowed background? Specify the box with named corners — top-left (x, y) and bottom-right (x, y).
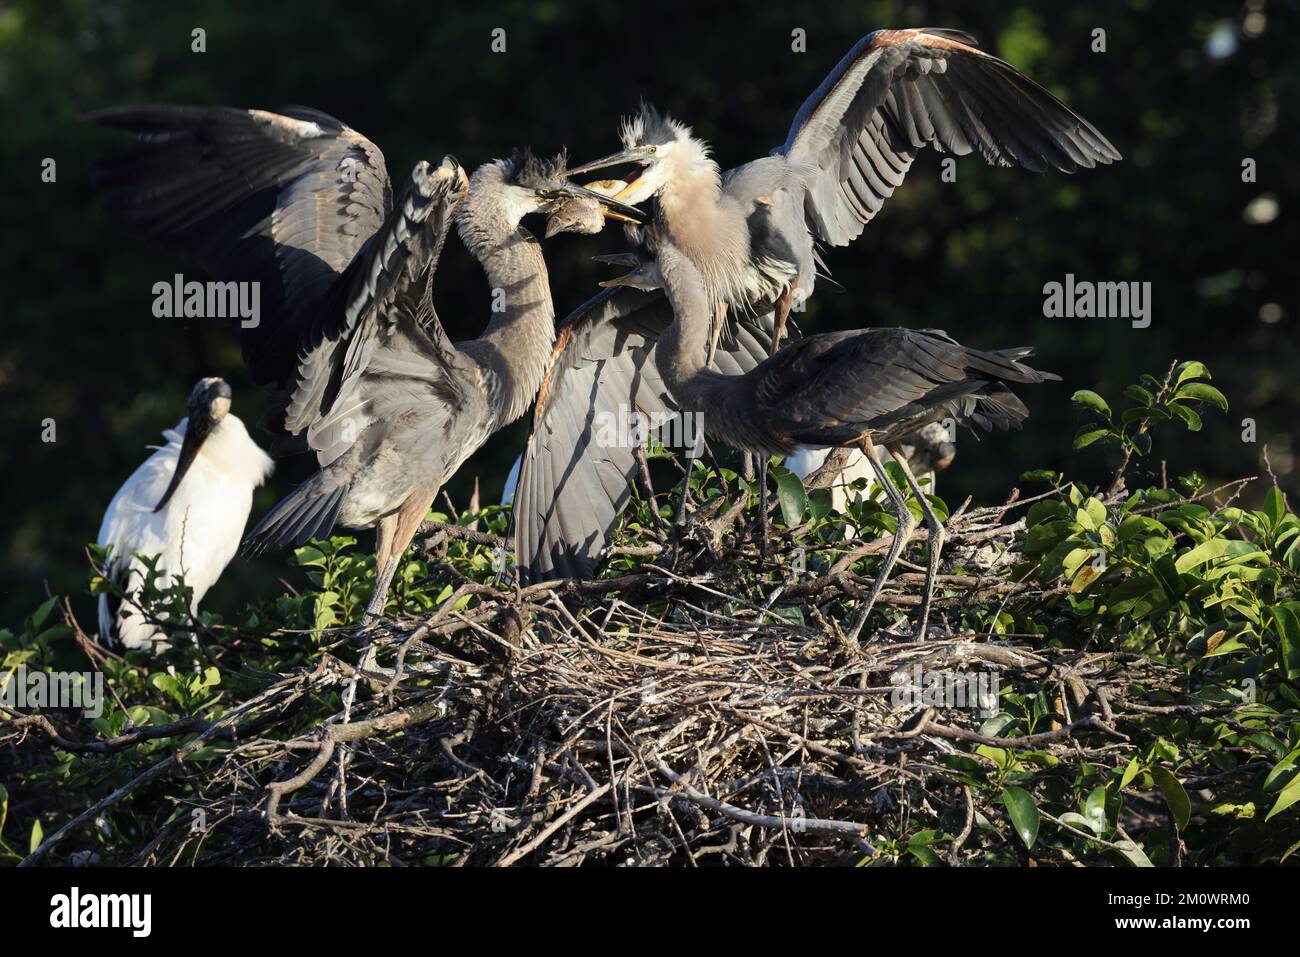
top-left (1, 0), bottom-right (1295, 627)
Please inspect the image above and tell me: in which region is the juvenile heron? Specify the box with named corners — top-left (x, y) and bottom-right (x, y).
top-left (605, 233), bottom-right (1058, 636)
top-left (97, 378), bottom-right (274, 650)
top-left (241, 154), bottom-right (641, 618)
top-left (515, 26), bottom-right (1118, 583)
top-left (93, 106), bottom-right (637, 617)
top-left (569, 27), bottom-right (1121, 347)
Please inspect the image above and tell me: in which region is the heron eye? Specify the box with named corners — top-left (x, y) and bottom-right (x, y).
top-left (647, 146), bottom-right (656, 154)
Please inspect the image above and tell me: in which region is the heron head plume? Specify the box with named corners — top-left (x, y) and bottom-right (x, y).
top-left (461, 150), bottom-right (643, 249)
top-left (567, 102), bottom-right (716, 207)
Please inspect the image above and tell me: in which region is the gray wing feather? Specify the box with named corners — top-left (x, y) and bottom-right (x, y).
top-left (781, 28), bottom-right (1121, 248)
top-left (513, 288), bottom-right (774, 583)
top-left (92, 105), bottom-right (392, 386)
top-left (284, 161), bottom-right (466, 468)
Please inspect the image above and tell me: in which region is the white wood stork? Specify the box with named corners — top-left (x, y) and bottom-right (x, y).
top-left (97, 378), bottom-right (274, 650)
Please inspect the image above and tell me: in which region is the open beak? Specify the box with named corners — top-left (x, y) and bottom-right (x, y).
top-left (544, 181), bottom-right (644, 222)
top-left (566, 148), bottom-right (648, 179)
top-left (153, 417), bottom-right (212, 512)
top-left (592, 253), bottom-right (643, 268)
top-left (598, 274), bottom-right (639, 289)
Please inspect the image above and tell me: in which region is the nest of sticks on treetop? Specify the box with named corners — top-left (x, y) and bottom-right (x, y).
top-left (14, 450), bottom-right (1193, 870)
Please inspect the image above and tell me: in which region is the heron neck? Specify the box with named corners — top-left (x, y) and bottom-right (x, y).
top-left (655, 251), bottom-right (725, 414)
top-left (469, 227), bottom-right (555, 427)
top-left (660, 178), bottom-right (750, 305)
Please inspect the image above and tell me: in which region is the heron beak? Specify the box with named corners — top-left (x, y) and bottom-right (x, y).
top-left (592, 253), bottom-right (642, 268)
top-left (598, 275), bottom-right (637, 289)
top-left (566, 148), bottom-right (648, 178)
top-left (152, 416), bottom-right (213, 512)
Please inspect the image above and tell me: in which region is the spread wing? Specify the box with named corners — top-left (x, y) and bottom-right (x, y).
top-left (283, 159), bottom-right (471, 468)
top-left (513, 287), bottom-right (774, 583)
top-left (781, 28), bottom-right (1121, 247)
top-left (92, 104), bottom-right (393, 386)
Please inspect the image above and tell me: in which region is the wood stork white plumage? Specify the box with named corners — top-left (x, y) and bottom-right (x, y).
top-left (97, 378), bottom-right (274, 650)
top-left (785, 421), bottom-right (958, 516)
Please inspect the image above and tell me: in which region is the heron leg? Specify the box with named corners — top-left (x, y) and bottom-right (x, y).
top-left (846, 438), bottom-right (916, 644)
top-left (889, 448), bottom-right (945, 638)
top-left (365, 513), bottom-right (399, 621)
top-left (365, 491), bottom-right (434, 621)
top-left (672, 456), bottom-right (694, 527)
top-left (750, 285), bottom-right (796, 564)
top-left (770, 282), bottom-right (795, 358)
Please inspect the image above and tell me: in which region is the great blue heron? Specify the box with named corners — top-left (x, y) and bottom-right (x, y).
top-left (241, 153), bottom-right (641, 618)
top-left (514, 26), bottom-right (1118, 583)
top-left (93, 106), bottom-right (637, 619)
top-left (604, 232), bottom-right (1057, 636)
top-left (97, 377), bottom-right (274, 650)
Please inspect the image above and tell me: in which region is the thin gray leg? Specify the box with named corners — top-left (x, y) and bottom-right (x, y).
top-left (365, 556), bottom-right (398, 621)
top-left (890, 449), bottom-right (945, 638)
top-left (846, 441), bottom-right (916, 644)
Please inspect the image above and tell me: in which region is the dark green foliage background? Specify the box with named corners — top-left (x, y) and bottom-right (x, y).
top-left (1, 0), bottom-right (1295, 625)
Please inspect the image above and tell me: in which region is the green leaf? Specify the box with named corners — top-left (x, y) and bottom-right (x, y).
top-left (1001, 786), bottom-right (1040, 849)
top-left (1174, 360), bottom-right (1210, 386)
top-left (1113, 840), bottom-right (1155, 867)
top-left (1170, 403), bottom-right (1202, 431)
top-left (29, 818), bottom-right (42, 854)
top-left (1059, 811), bottom-right (1104, 836)
top-left (1026, 500), bottom-right (1069, 527)
top-left (1264, 486), bottom-right (1287, 532)
top-left (28, 595), bottom-right (60, 631)
top-left (1266, 774), bottom-right (1300, 821)
top-left (807, 488), bottom-right (833, 523)
top-left (1174, 537), bottom-right (1231, 574)
top-left (773, 470), bottom-right (807, 527)
top-left (1084, 785), bottom-right (1110, 835)
top-left (150, 673), bottom-right (187, 707)
top-left (1073, 428), bottom-right (1111, 451)
top-left (1019, 469), bottom-right (1061, 485)
top-left (1071, 390), bottom-right (1111, 418)
top-left (1150, 766), bottom-right (1191, 831)
top-left (908, 844), bottom-right (941, 866)
top-left (1270, 604), bottom-right (1300, 678)
top-left (1174, 382), bottom-right (1229, 411)
top-left (1120, 757), bottom-right (1144, 790)
top-left (1124, 384), bottom-right (1155, 407)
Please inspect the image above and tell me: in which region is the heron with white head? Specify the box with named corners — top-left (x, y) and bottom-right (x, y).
top-left (514, 26), bottom-right (1119, 583)
top-left (97, 377), bottom-right (274, 650)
